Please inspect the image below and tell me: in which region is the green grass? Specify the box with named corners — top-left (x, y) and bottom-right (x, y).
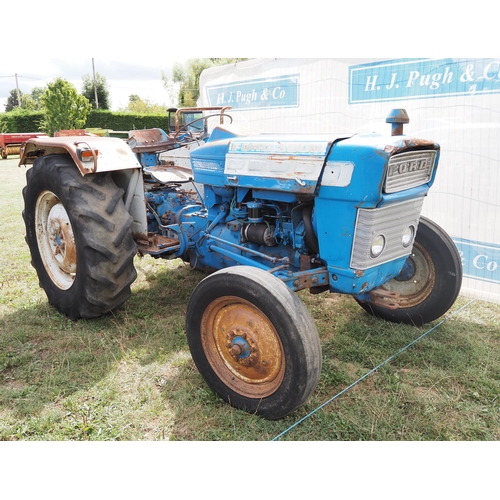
top-left (1, 157), bottom-right (499, 441)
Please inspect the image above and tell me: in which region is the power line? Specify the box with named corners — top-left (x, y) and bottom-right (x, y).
top-left (0, 74), bottom-right (38, 80)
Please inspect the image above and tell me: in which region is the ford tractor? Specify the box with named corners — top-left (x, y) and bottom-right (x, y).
top-left (20, 107), bottom-right (462, 419)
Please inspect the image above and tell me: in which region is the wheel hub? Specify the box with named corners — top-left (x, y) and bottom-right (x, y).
top-left (47, 203), bottom-right (77, 274)
top-left (35, 190), bottom-right (77, 290)
top-left (380, 243), bottom-right (435, 308)
top-left (394, 256), bottom-right (416, 281)
top-left (201, 297), bottom-right (285, 398)
top-left (226, 330), bottom-right (258, 366)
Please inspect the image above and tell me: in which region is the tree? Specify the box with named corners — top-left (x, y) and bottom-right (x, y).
top-left (81, 72), bottom-right (111, 110)
top-left (128, 94), bottom-right (141, 104)
top-left (5, 89), bottom-right (23, 111)
top-left (162, 58), bottom-right (248, 107)
top-left (20, 86), bottom-right (46, 111)
top-left (40, 78), bottom-right (92, 136)
top-left (117, 94), bottom-right (169, 114)
top-left (4, 86), bottom-right (47, 111)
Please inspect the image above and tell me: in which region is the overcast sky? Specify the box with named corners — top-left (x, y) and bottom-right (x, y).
top-left (0, 2), bottom-right (491, 113)
top-left (0, 56), bottom-right (178, 111)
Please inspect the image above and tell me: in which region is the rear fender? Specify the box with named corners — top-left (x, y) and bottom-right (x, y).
top-left (19, 136), bottom-right (141, 175)
top-left (20, 136), bottom-right (149, 239)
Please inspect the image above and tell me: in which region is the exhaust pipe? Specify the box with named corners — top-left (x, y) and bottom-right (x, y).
top-left (386, 109), bottom-right (410, 136)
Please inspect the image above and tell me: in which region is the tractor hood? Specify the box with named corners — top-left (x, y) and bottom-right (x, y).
top-left (191, 131), bottom-right (352, 194)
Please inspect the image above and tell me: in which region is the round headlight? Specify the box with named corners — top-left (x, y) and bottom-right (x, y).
top-left (370, 234), bottom-right (386, 258)
top-left (402, 225), bottom-right (415, 248)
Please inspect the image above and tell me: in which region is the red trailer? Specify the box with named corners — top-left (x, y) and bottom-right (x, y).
top-left (0, 132), bottom-right (47, 159)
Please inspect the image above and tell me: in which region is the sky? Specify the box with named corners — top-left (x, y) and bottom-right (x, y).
top-left (0, 56), bottom-right (178, 111)
top-left (0, 2), bottom-right (492, 113)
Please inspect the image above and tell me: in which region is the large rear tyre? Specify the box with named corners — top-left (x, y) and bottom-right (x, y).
top-left (356, 217), bottom-right (462, 326)
top-left (23, 154), bottom-right (137, 320)
top-left (186, 266), bottom-right (322, 420)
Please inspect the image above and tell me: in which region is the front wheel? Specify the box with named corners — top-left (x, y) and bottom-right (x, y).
top-left (186, 266), bottom-right (322, 419)
top-left (356, 217), bottom-right (462, 326)
top-left (23, 154), bottom-right (138, 320)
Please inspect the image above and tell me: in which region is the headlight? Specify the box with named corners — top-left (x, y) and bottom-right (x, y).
top-left (370, 234), bottom-right (386, 258)
top-left (402, 225), bottom-right (415, 247)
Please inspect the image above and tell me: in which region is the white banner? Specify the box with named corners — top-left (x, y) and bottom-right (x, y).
top-left (199, 58), bottom-right (500, 303)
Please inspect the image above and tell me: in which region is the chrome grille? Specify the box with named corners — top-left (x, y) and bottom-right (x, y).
top-left (351, 198), bottom-right (424, 270)
top-left (385, 150), bottom-right (436, 193)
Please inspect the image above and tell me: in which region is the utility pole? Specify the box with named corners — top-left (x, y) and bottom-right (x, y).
top-left (92, 58), bottom-right (99, 109)
top-left (15, 73), bottom-right (22, 107)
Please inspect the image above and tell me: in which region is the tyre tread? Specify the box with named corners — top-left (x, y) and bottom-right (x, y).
top-left (23, 153), bottom-right (137, 319)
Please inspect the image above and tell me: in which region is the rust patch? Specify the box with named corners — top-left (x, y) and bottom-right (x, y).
top-left (369, 288), bottom-right (400, 310)
top-left (129, 129), bottom-right (176, 154)
top-left (385, 138), bottom-right (439, 155)
top-left (136, 233), bottom-right (179, 254)
top-left (54, 130), bottom-right (91, 137)
top-left (300, 254), bottom-right (312, 271)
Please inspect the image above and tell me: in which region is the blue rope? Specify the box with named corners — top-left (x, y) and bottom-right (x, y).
top-left (271, 300), bottom-right (476, 441)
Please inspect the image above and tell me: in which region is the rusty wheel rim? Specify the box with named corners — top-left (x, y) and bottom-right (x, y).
top-left (35, 190), bottom-right (77, 290)
top-left (381, 242), bottom-right (435, 308)
top-left (200, 296), bottom-right (286, 398)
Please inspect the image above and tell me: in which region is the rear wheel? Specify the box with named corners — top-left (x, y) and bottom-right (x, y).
top-left (186, 266), bottom-right (322, 419)
top-left (23, 154), bottom-right (137, 319)
top-left (356, 217), bottom-right (462, 325)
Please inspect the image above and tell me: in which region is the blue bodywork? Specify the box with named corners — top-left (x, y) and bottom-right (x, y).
top-left (136, 118), bottom-right (440, 304)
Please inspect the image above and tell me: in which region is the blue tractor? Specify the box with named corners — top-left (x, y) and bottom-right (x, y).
top-left (20, 108), bottom-right (462, 419)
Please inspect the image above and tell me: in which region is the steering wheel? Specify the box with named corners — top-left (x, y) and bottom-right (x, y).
top-left (174, 113), bottom-right (233, 144)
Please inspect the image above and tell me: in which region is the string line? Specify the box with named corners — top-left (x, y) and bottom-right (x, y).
top-left (271, 300), bottom-right (476, 441)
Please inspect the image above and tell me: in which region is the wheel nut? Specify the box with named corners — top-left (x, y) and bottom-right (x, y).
top-left (230, 344), bottom-right (242, 356)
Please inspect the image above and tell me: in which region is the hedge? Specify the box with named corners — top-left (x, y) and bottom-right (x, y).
top-left (0, 110), bottom-right (173, 134)
top-left (84, 110), bottom-right (172, 132)
top-left (0, 111), bottom-right (45, 133)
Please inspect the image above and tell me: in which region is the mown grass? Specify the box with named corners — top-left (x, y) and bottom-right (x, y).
top-left (1, 157), bottom-right (499, 441)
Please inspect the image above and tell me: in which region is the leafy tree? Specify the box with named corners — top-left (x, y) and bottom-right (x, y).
top-left (40, 78), bottom-right (92, 136)
top-left (20, 86), bottom-right (46, 111)
top-left (118, 94), bottom-right (169, 114)
top-left (5, 89), bottom-right (23, 111)
top-left (162, 58), bottom-right (248, 107)
top-left (4, 86), bottom-right (47, 111)
top-left (81, 72), bottom-right (111, 110)
top-left (128, 94), bottom-right (141, 104)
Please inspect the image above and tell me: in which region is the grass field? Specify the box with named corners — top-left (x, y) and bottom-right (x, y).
top-left (1, 156), bottom-right (499, 441)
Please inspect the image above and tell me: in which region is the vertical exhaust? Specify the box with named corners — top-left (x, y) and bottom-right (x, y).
top-left (386, 109), bottom-right (410, 136)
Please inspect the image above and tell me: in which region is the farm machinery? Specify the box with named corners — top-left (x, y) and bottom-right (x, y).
top-left (19, 107), bottom-right (462, 419)
top-left (1, 132), bottom-right (46, 159)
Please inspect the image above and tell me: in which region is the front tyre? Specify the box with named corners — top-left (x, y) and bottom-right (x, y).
top-left (23, 154), bottom-right (137, 320)
top-left (356, 217), bottom-right (462, 326)
top-left (186, 266), bottom-right (322, 420)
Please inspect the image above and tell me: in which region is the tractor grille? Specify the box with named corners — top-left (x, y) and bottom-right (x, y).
top-left (384, 150), bottom-right (436, 193)
top-left (350, 197), bottom-right (424, 270)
